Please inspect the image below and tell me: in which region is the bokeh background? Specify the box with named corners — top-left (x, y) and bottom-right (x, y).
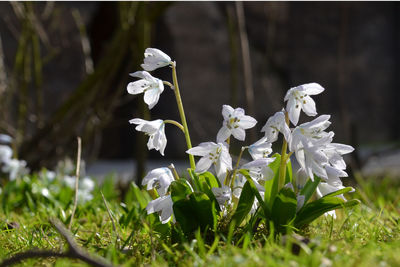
top-left (0, 2), bottom-right (399, 181)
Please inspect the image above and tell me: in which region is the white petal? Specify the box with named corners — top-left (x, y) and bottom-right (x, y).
top-left (144, 88), bottom-right (162, 109)
top-left (238, 115), bottom-right (257, 129)
top-left (231, 128), bottom-right (246, 141)
top-left (301, 96), bottom-right (317, 116)
top-left (286, 96), bottom-right (300, 126)
top-left (331, 143), bottom-right (354, 154)
top-left (196, 157), bottom-right (213, 173)
top-left (127, 81), bottom-right (146, 95)
top-left (302, 83), bottom-right (324, 95)
top-left (216, 126), bottom-right (231, 143)
top-left (186, 142), bottom-right (216, 156)
top-left (222, 105), bottom-right (234, 120)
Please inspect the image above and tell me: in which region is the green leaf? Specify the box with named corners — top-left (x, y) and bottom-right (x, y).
top-left (299, 176), bottom-right (321, 206)
top-left (264, 154), bottom-right (280, 211)
top-left (230, 181), bottom-right (255, 227)
top-left (294, 197), bottom-right (360, 228)
top-left (239, 169), bottom-right (270, 218)
top-left (271, 187), bottom-right (297, 233)
top-left (323, 187), bottom-right (354, 198)
top-left (170, 180), bottom-right (192, 202)
top-left (199, 172), bottom-right (221, 188)
top-left (173, 192), bottom-right (216, 236)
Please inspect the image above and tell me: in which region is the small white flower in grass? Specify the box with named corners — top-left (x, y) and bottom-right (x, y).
top-left (141, 48), bottom-right (172, 71)
top-left (127, 71), bottom-right (164, 109)
top-left (284, 83), bottom-right (325, 126)
top-left (0, 145), bottom-right (12, 163)
top-left (216, 105), bottom-right (257, 143)
top-left (129, 119), bottom-right (167, 156)
top-left (142, 167), bottom-right (174, 196)
top-left (261, 111), bottom-right (291, 143)
top-left (2, 159), bottom-right (28, 180)
top-left (248, 137), bottom-right (272, 160)
top-left (146, 195), bottom-right (174, 224)
top-left (186, 142), bottom-right (232, 183)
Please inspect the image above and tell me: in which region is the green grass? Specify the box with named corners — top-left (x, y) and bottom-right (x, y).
top-left (0, 175), bottom-right (399, 267)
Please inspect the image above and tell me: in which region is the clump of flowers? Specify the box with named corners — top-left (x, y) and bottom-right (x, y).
top-left (128, 48), bottom-right (359, 238)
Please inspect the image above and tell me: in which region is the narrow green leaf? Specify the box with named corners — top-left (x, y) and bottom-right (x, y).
top-left (264, 154), bottom-right (280, 211)
top-left (199, 171), bottom-right (221, 188)
top-left (230, 181), bottom-right (255, 227)
top-left (299, 176), bottom-right (321, 206)
top-left (322, 187), bottom-right (354, 198)
top-left (285, 158), bottom-right (293, 184)
top-left (130, 182), bottom-right (150, 210)
top-left (295, 197), bottom-right (360, 228)
top-left (240, 169), bottom-right (270, 218)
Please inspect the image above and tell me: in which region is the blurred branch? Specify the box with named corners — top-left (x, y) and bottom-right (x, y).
top-left (72, 8), bottom-right (94, 75)
top-left (0, 218), bottom-right (115, 267)
top-left (226, 4), bottom-right (239, 107)
top-left (235, 2), bottom-right (256, 142)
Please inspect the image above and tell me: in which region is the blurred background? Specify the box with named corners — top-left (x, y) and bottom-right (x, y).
top-left (0, 2), bottom-right (399, 183)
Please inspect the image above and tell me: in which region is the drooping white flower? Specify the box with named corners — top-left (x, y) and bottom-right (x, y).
top-left (321, 143), bottom-right (354, 170)
top-left (141, 48), bottom-right (172, 71)
top-left (142, 167), bottom-right (174, 196)
top-left (248, 137), bottom-right (272, 160)
top-left (186, 142), bottom-right (232, 183)
top-left (212, 185), bottom-right (232, 210)
top-left (284, 83), bottom-right (325, 126)
top-left (127, 71), bottom-right (164, 109)
top-left (146, 195), bottom-right (174, 224)
top-left (261, 111), bottom-right (291, 143)
top-left (294, 139), bottom-right (329, 180)
top-left (129, 119), bottom-right (167, 156)
top-left (0, 145), bottom-right (12, 163)
top-left (241, 158), bottom-right (275, 184)
top-left (216, 105), bottom-right (257, 143)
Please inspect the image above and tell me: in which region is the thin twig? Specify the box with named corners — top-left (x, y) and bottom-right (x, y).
top-left (69, 136), bottom-right (82, 230)
top-left (0, 218), bottom-right (115, 267)
top-left (101, 191), bottom-right (121, 248)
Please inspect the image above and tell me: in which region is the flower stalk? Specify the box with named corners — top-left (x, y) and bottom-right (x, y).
top-left (278, 112), bottom-right (290, 190)
top-left (171, 61), bottom-right (195, 169)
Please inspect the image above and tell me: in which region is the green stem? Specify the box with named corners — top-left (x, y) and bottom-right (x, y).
top-left (164, 120), bottom-right (184, 133)
top-left (278, 112), bottom-right (290, 190)
top-left (229, 146), bottom-right (247, 188)
top-left (171, 61), bottom-right (196, 169)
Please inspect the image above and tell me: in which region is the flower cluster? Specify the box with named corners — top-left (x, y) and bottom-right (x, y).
top-left (0, 135), bottom-right (29, 180)
top-left (128, 48), bottom-right (357, 233)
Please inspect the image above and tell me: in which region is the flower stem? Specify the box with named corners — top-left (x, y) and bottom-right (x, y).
top-left (171, 61), bottom-right (196, 169)
top-left (164, 120), bottom-right (184, 133)
top-left (229, 146), bottom-right (247, 188)
top-left (278, 112), bottom-right (290, 190)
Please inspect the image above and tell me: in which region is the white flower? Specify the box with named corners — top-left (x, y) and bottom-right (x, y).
top-left (2, 159), bottom-right (28, 180)
top-left (241, 158), bottom-right (275, 185)
top-left (284, 83), bottom-right (325, 126)
top-left (129, 119), bottom-right (167, 156)
top-left (141, 48), bottom-right (172, 71)
top-left (186, 142), bottom-right (232, 183)
top-left (216, 105), bottom-right (257, 143)
top-left (212, 185), bottom-right (232, 210)
top-left (248, 137), bottom-right (272, 160)
top-left (261, 111), bottom-right (291, 143)
top-left (127, 71), bottom-right (164, 109)
top-left (289, 115), bottom-right (332, 152)
top-left (80, 177), bottom-right (95, 192)
top-left (146, 195), bottom-right (174, 224)
top-left (294, 140), bottom-right (329, 180)
top-left (322, 143), bottom-right (354, 170)
top-left (142, 167), bottom-right (174, 196)
top-left (0, 145), bottom-right (12, 163)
